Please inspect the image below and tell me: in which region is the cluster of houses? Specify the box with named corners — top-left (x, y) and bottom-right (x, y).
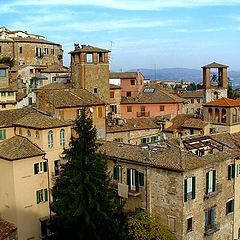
top-left (1, 27), bottom-right (240, 240)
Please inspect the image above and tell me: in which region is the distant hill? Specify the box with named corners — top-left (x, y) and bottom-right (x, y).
top-left (129, 68), bottom-right (240, 88)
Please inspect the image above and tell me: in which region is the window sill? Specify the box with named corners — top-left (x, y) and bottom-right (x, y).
top-left (128, 191), bottom-right (141, 197)
top-left (204, 225), bottom-right (219, 236)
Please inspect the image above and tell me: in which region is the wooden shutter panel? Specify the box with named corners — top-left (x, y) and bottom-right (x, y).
top-left (113, 166), bottom-right (117, 180)
top-left (232, 164), bottom-right (236, 179)
top-left (36, 191), bottom-right (40, 204)
top-left (139, 172), bottom-right (144, 186)
top-left (43, 162), bottom-right (47, 172)
top-left (205, 211), bottom-right (208, 231)
top-left (34, 163), bottom-right (39, 174)
top-left (184, 179), bottom-right (188, 202)
top-left (135, 170), bottom-right (139, 191)
top-left (226, 202), bottom-right (228, 215)
top-left (192, 176), bottom-right (196, 200)
top-left (211, 208), bottom-right (215, 227)
top-left (213, 170), bottom-right (216, 192)
top-left (232, 199), bottom-right (235, 212)
top-left (127, 169), bottom-right (130, 188)
top-left (206, 172), bottom-right (209, 194)
top-left (228, 165), bottom-right (231, 180)
top-left (44, 189), bottom-right (48, 201)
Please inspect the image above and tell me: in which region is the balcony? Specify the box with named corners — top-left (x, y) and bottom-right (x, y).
top-left (137, 111), bottom-right (150, 117)
top-left (204, 183), bottom-right (222, 200)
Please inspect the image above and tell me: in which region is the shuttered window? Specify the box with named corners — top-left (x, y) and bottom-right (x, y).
top-left (228, 164), bottom-right (235, 180)
top-left (184, 176), bottom-right (196, 202)
top-left (127, 168), bottom-right (144, 191)
top-left (206, 170), bottom-right (216, 194)
top-left (113, 165), bottom-right (122, 182)
top-left (34, 162), bottom-right (47, 174)
top-left (36, 188), bottom-right (48, 204)
top-left (205, 208), bottom-right (215, 232)
top-left (226, 199), bottom-right (234, 215)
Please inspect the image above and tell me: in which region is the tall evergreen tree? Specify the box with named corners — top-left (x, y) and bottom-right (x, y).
top-left (51, 109), bottom-right (125, 240)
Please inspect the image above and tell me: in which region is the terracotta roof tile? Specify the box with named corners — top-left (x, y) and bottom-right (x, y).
top-left (203, 98), bottom-right (240, 107)
top-left (0, 136), bottom-right (45, 160)
top-left (202, 62), bottom-right (228, 68)
top-left (41, 65), bottom-right (68, 73)
top-left (69, 45), bottom-right (109, 54)
top-left (177, 90), bottom-right (203, 99)
top-left (163, 114), bottom-right (192, 132)
top-left (38, 82), bottom-right (70, 90)
top-left (109, 84), bottom-right (121, 89)
top-left (110, 72), bottom-right (144, 79)
top-left (181, 118), bottom-right (208, 129)
top-left (0, 218), bottom-right (17, 240)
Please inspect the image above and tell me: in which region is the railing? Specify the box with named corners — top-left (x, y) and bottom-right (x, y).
top-left (137, 111), bottom-right (150, 117)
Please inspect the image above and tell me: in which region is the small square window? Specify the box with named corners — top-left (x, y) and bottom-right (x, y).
top-left (130, 80), bottom-right (135, 85)
top-left (126, 91), bottom-right (131, 97)
top-left (110, 91), bottom-right (114, 98)
top-left (94, 88), bottom-right (98, 94)
top-left (187, 217), bottom-right (193, 232)
top-left (160, 105), bottom-right (165, 111)
top-left (86, 53), bottom-right (93, 63)
top-left (127, 106), bottom-right (132, 112)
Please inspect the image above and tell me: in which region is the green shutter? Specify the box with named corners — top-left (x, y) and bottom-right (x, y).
top-left (127, 169), bottom-right (130, 188)
top-left (36, 191), bottom-right (40, 204)
top-left (43, 162), bottom-right (47, 172)
top-left (206, 172), bottom-right (209, 194)
top-left (139, 172), bottom-right (144, 186)
top-left (211, 208), bottom-right (215, 227)
top-left (44, 189), bottom-right (48, 201)
top-left (232, 164), bottom-right (236, 179)
top-left (34, 163), bottom-right (39, 174)
top-left (228, 165), bottom-right (231, 180)
top-left (113, 166), bottom-right (117, 180)
top-left (192, 176), bottom-right (196, 200)
top-left (213, 170), bottom-right (216, 192)
top-left (184, 179), bottom-right (188, 202)
top-left (226, 202), bottom-right (228, 215)
top-left (232, 199), bottom-right (235, 212)
top-left (205, 211), bottom-right (208, 231)
top-left (135, 170), bottom-right (139, 191)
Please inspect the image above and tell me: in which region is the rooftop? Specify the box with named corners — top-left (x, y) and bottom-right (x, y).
top-left (177, 90), bottom-right (203, 99)
top-left (203, 98), bottom-right (240, 107)
top-left (109, 83), bottom-right (121, 89)
top-left (41, 65), bottom-right (68, 73)
top-left (0, 136), bottom-right (45, 161)
top-left (0, 218), bottom-right (17, 240)
top-left (69, 44), bottom-right (110, 54)
top-left (110, 72), bottom-right (144, 79)
top-left (202, 62), bottom-right (229, 68)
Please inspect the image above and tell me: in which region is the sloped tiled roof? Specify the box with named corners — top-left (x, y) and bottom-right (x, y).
top-left (41, 89), bottom-right (104, 108)
top-left (110, 72), bottom-right (144, 79)
top-left (203, 98), bottom-right (240, 107)
top-left (164, 114), bottom-right (192, 132)
top-left (38, 82), bottom-right (70, 91)
top-left (100, 137), bottom-right (239, 171)
top-left (13, 37), bottom-right (61, 46)
top-left (202, 62), bottom-right (228, 68)
top-left (13, 112), bottom-right (72, 129)
top-left (181, 117), bottom-right (208, 129)
top-left (69, 45), bottom-right (110, 54)
top-left (41, 65), bottom-right (68, 73)
top-left (0, 218), bottom-right (17, 240)
top-left (107, 117), bottom-right (160, 133)
top-left (121, 85), bottom-right (184, 104)
top-left (109, 83), bottom-right (121, 89)
top-left (0, 136), bottom-right (45, 160)
top-left (177, 90), bottom-right (203, 99)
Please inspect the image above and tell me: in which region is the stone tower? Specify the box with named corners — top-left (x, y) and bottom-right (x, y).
top-left (202, 62), bottom-right (228, 103)
top-left (69, 44), bottom-right (110, 103)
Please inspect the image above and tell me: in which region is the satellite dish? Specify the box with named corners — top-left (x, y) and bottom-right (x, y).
top-left (90, 107), bottom-right (93, 113)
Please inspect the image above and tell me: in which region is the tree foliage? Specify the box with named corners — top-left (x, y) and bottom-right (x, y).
top-left (51, 109), bottom-right (125, 240)
top-left (127, 210), bottom-right (177, 240)
top-left (0, 56), bottom-right (15, 67)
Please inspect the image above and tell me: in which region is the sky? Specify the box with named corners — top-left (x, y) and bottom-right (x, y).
top-left (1, 0), bottom-right (240, 71)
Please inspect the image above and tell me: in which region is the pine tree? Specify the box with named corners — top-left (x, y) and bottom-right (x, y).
top-left (51, 109), bottom-right (125, 240)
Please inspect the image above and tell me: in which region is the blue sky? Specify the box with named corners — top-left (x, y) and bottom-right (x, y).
top-left (1, 0), bottom-right (240, 71)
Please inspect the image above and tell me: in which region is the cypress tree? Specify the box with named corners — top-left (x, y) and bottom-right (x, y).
top-left (51, 109), bottom-right (125, 239)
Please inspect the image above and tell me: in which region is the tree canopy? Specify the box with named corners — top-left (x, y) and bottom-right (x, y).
top-left (51, 109), bottom-right (125, 240)
top-left (127, 210), bottom-right (177, 240)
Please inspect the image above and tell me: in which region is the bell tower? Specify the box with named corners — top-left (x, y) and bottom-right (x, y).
top-left (202, 62), bottom-right (228, 103)
top-left (70, 44), bottom-right (110, 103)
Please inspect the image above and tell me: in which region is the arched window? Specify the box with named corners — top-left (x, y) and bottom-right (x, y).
top-left (48, 131), bottom-right (53, 148)
top-left (213, 91), bottom-right (218, 100)
top-left (27, 129), bottom-right (31, 137)
top-left (208, 108), bottom-right (213, 122)
top-left (232, 108), bottom-right (237, 124)
top-left (60, 129), bottom-right (65, 147)
top-left (222, 109), bottom-right (227, 123)
top-left (215, 108), bottom-right (220, 123)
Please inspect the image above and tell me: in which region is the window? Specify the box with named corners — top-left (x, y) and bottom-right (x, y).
top-left (237, 164), bottom-right (240, 176)
top-left (126, 91), bottom-right (131, 97)
top-left (34, 162), bottom-right (47, 174)
top-left (51, 48), bottom-right (55, 55)
top-left (36, 47), bottom-right (42, 57)
top-left (0, 70), bottom-right (6, 77)
top-left (191, 99), bottom-right (194, 104)
top-left (113, 138), bottom-right (123, 143)
top-left (27, 129), bottom-right (31, 137)
top-left (206, 170), bottom-right (216, 194)
top-left (197, 99), bottom-right (201, 103)
top-left (48, 131), bottom-right (53, 148)
top-left (98, 53), bottom-right (104, 62)
top-left (60, 129), bottom-right (65, 147)
top-left (226, 199), bottom-right (234, 215)
top-left (86, 53), bottom-right (93, 63)
top-left (0, 129), bottom-right (6, 140)
top-left (130, 79), bottom-right (135, 85)
top-left (1, 92), bottom-right (6, 96)
top-left (36, 188), bottom-right (48, 204)
top-left (143, 88), bottom-right (155, 93)
top-left (97, 106), bottom-right (103, 118)
top-left (44, 48), bottom-right (48, 54)
top-left (187, 217), bottom-right (193, 232)
top-left (205, 208), bottom-right (215, 232)
top-left (110, 104), bottom-right (117, 114)
top-left (160, 105), bottom-right (165, 111)
top-left (8, 92), bottom-right (14, 96)
top-left (184, 176), bottom-right (196, 201)
top-left (113, 165), bottom-right (122, 182)
top-left (168, 216), bottom-right (176, 233)
top-left (2, 104), bottom-right (6, 109)
top-left (127, 168), bottom-right (144, 191)
top-left (35, 131), bottom-right (40, 139)
top-left (110, 91), bottom-right (114, 98)
top-left (19, 46), bottom-right (22, 54)
top-left (54, 160), bottom-right (60, 176)
top-left (94, 88), bottom-right (98, 94)
top-left (228, 164), bottom-right (235, 180)
top-left (127, 106), bottom-right (132, 112)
